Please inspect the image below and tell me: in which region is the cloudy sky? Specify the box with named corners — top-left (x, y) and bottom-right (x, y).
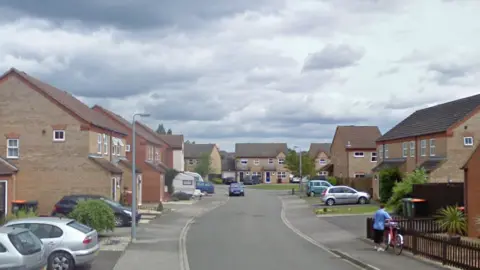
top-left (1, 0), bottom-right (479, 151)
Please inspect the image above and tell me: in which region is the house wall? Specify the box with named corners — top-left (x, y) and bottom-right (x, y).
top-left (330, 135), bottom-right (348, 178)
top-left (0, 76), bottom-right (114, 214)
top-left (173, 149), bottom-right (184, 171)
top-left (0, 174), bottom-right (15, 216)
top-left (464, 146), bottom-right (480, 237)
top-left (88, 132), bottom-right (127, 161)
top-left (210, 146), bottom-right (222, 174)
top-left (347, 150), bottom-right (377, 177)
top-left (234, 152), bottom-right (290, 183)
top-left (314, 152), bottom-right (330, 171)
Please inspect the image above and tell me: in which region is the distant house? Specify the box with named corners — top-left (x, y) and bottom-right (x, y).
top-left (234, 143), bottom-right (290, 183)
top-left (308, 143), bottom-right (332, 176)
top-left (184, 144), bottom-right (222, 176)
top-left (220, 151), bottom-right (236, 179)
top-left (330, 126), bottom-right (381, 179)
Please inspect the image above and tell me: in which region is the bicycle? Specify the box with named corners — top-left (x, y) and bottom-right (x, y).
top-left (384, 220), bottom-right (404, 255)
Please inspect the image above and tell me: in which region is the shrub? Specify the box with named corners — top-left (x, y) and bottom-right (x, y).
top-left (379, 167), bottom-right (402, 203)
top-left (327, 176), bottom-right (337, 186)
top-left (69, 200), bottom-right (115, 232)
top-left (211, 178), bottom-right (223, 184)
top-left (436, 205), bottom-right (466, 236)
top-left (156, 202), bottom-right (164, 212)
top-left (387, 168), bottom-right (427, 213)
top-left (2, 210), bottom-right (38, 225)
top-left (165, 169), bottom-right (179, 194)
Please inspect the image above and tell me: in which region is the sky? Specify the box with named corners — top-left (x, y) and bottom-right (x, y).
top-left (1, 0), bottom-right (479, 151)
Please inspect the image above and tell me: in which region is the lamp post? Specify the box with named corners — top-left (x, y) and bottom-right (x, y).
top-left (131, 113), bottom-right (150, 242)
top-left (294, 146), bottom-right (303, 193)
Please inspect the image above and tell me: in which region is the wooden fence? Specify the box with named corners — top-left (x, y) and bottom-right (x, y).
top-left (366, 217), bottom-right (480, 269)
top-left (412, 183), bottom-right (464, 215)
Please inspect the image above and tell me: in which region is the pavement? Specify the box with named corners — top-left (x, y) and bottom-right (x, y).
top-left (281, 194), bottom-right (450, 270)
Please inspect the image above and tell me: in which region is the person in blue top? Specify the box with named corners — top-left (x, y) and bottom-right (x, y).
top-left (373, 204), bottom-right (391, 251)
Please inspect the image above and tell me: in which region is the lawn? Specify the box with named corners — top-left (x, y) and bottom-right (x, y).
top-left (314, 205), bottom-right (383, 215)
top-left (248, 183), bottom-right (299, 190)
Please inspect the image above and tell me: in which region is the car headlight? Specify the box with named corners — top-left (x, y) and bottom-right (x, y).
top-left (123, 210), bottom-right (132, 216)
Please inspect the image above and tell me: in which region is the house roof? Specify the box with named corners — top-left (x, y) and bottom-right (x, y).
top-left (334, 126), bottom-right (381, 149)
top-left (118, 159), bottom-right (142, 173)
top-left (184, 144), bottom-right (215, 158)
top-left (308, 143), bottom-right (331, 158)
top-left (92, 105), bottom-right (163, 146)
top-left (235, 143), bottom-right (288, 158)
top-left (417, 158), bottom-right (446, 173)
top-left (89, 157), bottom-right (123, 174)
top-left (0, 157), bottom-right (18, 175)
top-left (221, 156), bottom-right (236, 171)
top-left (145, 161), bottom-right (168, 173)
top-left (135, 122), bottom-right (184, 150)
top-left (377, 94), bottom-right (480, 142)
top-left (3, 69), bottom-right (128, 136)
top-left (372, 158), bottom-right (406, 172)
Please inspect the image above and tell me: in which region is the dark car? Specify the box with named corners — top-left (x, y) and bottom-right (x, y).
top-left (223, 177), bottom-right (236, 185)
top-left (229, 183), bottom-right (245, 196)
top-left (196, 181), bottom-right (215, 194)
top-left (242, 175), bottom-right (261, 185)
top-left (51, 194), bottom-right (141, 227)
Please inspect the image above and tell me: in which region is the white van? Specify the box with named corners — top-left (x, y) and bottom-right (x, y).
top-left (173, 173), bottom-right (197, 195)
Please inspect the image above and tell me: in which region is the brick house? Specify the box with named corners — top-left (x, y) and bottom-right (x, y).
top-left (234, 143), bottom-right (290, 183)
top-left (462, 143), bottom-right (480, 237)
top-left (308, 143), bottom-right (332, 176)
top-left (220, 151), bottom-right (236, 179)
top-left (330, 126), bottom-right (381, 179)
top-left (0, 68), bottom-right (133, 215)
top-left (92, 106), bottom-right (169, 203)
top-left (0, 157), bottom-right (18, 216)
top-left (373, 94), bottom-right (480, 199)
top-left (184, 144), bottom-right (222, 176)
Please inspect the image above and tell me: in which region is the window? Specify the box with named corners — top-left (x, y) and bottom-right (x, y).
top-left (147, 146), bottom-right (154, 161)
top-left (278, 158), bottom-right (285, 164)
top-left (97, 134), bottom-right (102, 154)
top-left (420, 140), bottom-right (426, 156)
top-left (410, 141), bottom-right (415, 157)
top-left (378, 145), bottom-right (383, 159)
top-left (278, 171), bottom-right (286, 178)
top-left (8, 231), bottom-right (42, 255)
top-left (155, 149), bottom-right (160, 161)
top-left (245, 172), bottom-right (250, 175)
top-left (112, 141), bottom-right (118, 156)
top-left (354, 173), bottom-right (365, 178)
top-left (464, 137), bottom-right (474, 146)
top-left (319, 171), bottom-right (327, 176)
top-left (402, 142), bottom-right (408, 157)
top-left (53, 130), bottom-right (65, 142)
top-left (182, 180), bottom-right (193, 185)
top-left (240, 159), bottom-right (248, 164)
top-left (268, 158), bottom-right (273, 164)
top-left (371, 152), bottom-right (377, 162)
top-left (252, 172), bottom-right (260, 176)
top-left (384, 145), bottom-right (389, 158)
top-left (353, 152), bottom-right (364, 157)
top-left (0, 243), bottom-right (6, 253)
top-left (319, 159), bottom-right (327, 165)
top-left (67, 221), bottom-right (93, 234)
top-left (254, 159), bottom-right (259, 165)
top-left (103, 134), bottom-right (108, 154)
top-left (429, 139), bottom-right (436, 156)
top-left (125, 144), bottom-right (131, 152)
top-left (7, 139), bottom-right (19, 158)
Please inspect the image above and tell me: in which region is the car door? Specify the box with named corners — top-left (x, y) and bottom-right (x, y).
top-left (343, 187), bottom-right (358, 204)
top-left (26, 223), bottom-right (63, 255)
top-left (330, 187), bottom-right (347, 204)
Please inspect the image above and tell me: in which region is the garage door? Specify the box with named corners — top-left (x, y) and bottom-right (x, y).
top-left (222, 172), bottom-right (235, 178)
top-left (0, 182), bottom-right (5, 216)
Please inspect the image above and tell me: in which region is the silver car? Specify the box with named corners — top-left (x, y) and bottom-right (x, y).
top-left (0, 226), bottom-right (47, 269)
top-left (320, 186), bottom-right (370, 206)
top-left (5, 217), bottom-right (99, 270)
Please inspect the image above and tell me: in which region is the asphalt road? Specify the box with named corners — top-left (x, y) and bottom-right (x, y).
top-left (186, 189), bottom-right (360, 270)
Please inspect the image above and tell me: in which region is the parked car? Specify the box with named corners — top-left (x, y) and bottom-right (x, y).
top-left (306, 180), bottom-right (332, 197)
top-left (243, 175), bottom-right (261, 185)
top-left (196, 181), bottom-right (215, 194)
top-left (229, 183), bottom-right (245, 196)
top-left (223, 177), bottom-right (236, 185)
top-left (0, 226), bottom-right (47, 270)
top-left (51, 194), bottom-right (141, 227)
top-left (320, 186), bottom-right (370, 206)
top-left (5, 217), bottom-right (99, 270)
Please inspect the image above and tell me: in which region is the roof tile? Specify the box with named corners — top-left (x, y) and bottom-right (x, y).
top-left (184, 144), bottom-right (215, 158)
top-left (235, 143), bottom-right (288, 158)
top-left (308, 143), bottom-right (331, 158)
top-left (89, 157), bottom-right (123, 174)
top-left (335, 126), bottom-right (381, 149)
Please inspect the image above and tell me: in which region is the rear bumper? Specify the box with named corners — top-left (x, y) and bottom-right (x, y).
top-left (73, 244), bottom-right (100, 266)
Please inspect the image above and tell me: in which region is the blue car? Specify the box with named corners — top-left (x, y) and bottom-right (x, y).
top-left (229, 183), bottom-right (245, 196)
top-left (196, 181), bottom-right (215, 194)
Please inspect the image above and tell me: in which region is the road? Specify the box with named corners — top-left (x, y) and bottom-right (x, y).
top-left (186, 188), bottom-right (361, 270)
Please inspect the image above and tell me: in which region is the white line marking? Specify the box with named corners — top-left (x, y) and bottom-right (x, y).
top-left (179, 197), bottom-right (230, 270)
top-left (139, 219), bottom-right (150, 224)
top-left (279, 197), bottom-right (380, 270)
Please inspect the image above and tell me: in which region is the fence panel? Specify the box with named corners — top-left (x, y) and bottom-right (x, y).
top-left (412, 183), bottom-right (464, 215)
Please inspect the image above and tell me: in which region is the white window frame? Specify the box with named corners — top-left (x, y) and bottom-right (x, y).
top-left (268, 158), bottom-right (273, 164)
top-left (188, 159), bottom-right (194, 165)
top-left (429, 139), bottom-right (436, 156)
top-left (319, 171), bottom-right (328, 176)
top-left (112, 142), bottom-right (117, 156)
top-left (402, 142), bottom-right (408, 157)
top-left (97, 134), bottom-right (102, 154)
top-left (384, 145), bottom-right (389, 158)
top-left (410, 141), bottom-right (415, 157)
top-left (371, 152), bottom-right (377, 162)
top-left (278, 171), bottom-right (286, 178)
top-left (420, 140), bottom-right (426, 156)
top-left (148, 146), bottom-right (154, 161)
top-left (155, 148), bottom-right (160, 161)
top-left (353, 152), bottom-right (364, 158)
top-left (278, 158), bottom-right (285, 165)
top-left (53, 130), bottom-right (65, 142)
top-left (319, 159), bottom-right (327, 165)
top-left (354, 173), bottom-right (366, 178)
top-left (464, 137), bottom-right (474, 146)
top-left (103, 134), bottom-right (108, 155)
top-left (125, 144), bottom-right (131, 152)
top-left (6, 139), bottom-right (19, 159)
top-left (378, 145), bottom-right (383, 159)
top-left (254, 159), bottom-right (259, 165)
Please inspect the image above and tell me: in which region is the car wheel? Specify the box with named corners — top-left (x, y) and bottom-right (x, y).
top-left (114, 214), bottom-right (125, 227)
top-left (241, 193), bottom-right (245, 196)
top-left (310, 191), bottom-right (315, 197)
top-left (326, 198), bottom-right (335, 206)
top-left (48, 251), bottom-right (74, 270)
top-left (358, 197), bottom-right (367, 204)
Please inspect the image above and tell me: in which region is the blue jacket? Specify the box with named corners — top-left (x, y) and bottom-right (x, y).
top-left (373, 208), bottom-right (391, 230)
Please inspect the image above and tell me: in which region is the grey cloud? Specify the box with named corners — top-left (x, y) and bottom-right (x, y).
top-left (378, 66), bottom-right (400, 77)
top-left (427, 62), bottom-right (477, 85)
top-left (396, 50), bottom-right (432, 63)
top-left (383, 91), bottom-right (451, 110)
top-left (302, 44), bottom-right (365, 72)
top-left (0, 0), bottom-right (285, 30)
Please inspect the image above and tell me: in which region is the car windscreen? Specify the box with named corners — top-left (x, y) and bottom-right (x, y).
top-left (67, 221), bottom-right (93, 234)
top-left (8, 231), bottom-right (42, 255)
top-left (101, 198), bottom-right (122, 208)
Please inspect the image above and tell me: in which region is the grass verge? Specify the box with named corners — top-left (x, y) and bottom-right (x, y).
top-left (248, 183), bottom-right (299, 190)
top-left (314, 205), bottom-right (392, 215)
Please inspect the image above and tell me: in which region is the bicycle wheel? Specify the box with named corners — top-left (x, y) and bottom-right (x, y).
top-left (394, 234), bottom-right (404, 255)
top-left (384, 233), bottom-right (391, 251)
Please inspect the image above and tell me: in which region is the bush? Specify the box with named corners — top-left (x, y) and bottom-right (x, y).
top-left (379, 167), bottom-right (402, 203)
top-left (156, 202), bottom-right (164, 212)
top-left (2, 210), bottom-right (38, 225)
top-left (327, 176), bottom-right (337, 186)
top-left (436, 205), bottom-right (466, 236)
top-left (387, 168), bottom-right (427, 214)
top-left (69, 200), bottom-right (115, 232)
top-left (211, 178), bottom-right (223, 184)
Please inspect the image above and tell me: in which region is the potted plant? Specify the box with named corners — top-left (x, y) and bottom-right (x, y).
top-left (435, 205), bottom-right (466, 244)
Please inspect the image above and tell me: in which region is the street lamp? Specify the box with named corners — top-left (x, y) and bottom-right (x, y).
top-left (293, 146), bottom-right (303, 193)
top-left (131, 113), bottom-right (150, 242)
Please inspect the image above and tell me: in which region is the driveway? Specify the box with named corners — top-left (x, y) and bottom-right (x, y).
top-left (186, 189), bottom-right (360, 270)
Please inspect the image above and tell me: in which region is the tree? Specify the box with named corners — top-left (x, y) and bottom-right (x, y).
top-left (156, 124), bottom-right (166, 134)
top-left (387, 168), bottom-right (428, 214)
top-left (69, 200), bottom-right (115, 232)
top-left (165, 168), bottom-right (179, 194)
top-left (284, 149), bottom-right (316, 177)
top-left (167, 129), bottom-right (172, 134)
top-left (185, 140), bottom-right (195, 144)
top-left (379, 167), bottom-right (402, 203)
top-left (194, 153), bottom-right (213, 178)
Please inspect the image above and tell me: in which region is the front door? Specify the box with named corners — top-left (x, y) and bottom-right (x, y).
top-left (111, 178), bottom-right (117, 201)
top-left (265, 172), bottom-right (271, 183)
top-left (239, 172), bottom-right (244, 182)
top-left (0, 181), bottom-right (6, 217)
